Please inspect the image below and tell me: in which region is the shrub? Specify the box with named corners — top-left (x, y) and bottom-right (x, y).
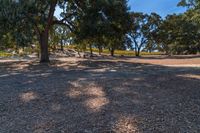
top-left (0, 51), bottom-right (12, 57)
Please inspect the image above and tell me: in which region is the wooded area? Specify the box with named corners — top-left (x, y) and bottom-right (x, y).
top-left (0, 0), bottom-right (200, 62)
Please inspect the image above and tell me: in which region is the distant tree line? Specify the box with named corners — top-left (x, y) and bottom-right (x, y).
top-left (0, 0), bottom-right (200, 62)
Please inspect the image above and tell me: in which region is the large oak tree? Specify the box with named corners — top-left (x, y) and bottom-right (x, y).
top-left (0, 0), bottom-right (80, 62)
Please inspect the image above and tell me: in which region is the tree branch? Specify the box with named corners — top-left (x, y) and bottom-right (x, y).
top-left (53, 20), bottom-right (74, 32)
top-left (46, 0), bottom-right (57, 30)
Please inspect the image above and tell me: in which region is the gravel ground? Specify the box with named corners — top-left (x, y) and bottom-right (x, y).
top-left (0, 56), bottom-right (200, 133)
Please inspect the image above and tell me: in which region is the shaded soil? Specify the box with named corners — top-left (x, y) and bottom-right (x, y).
top-left (0, 56), bottom-right (200, 132)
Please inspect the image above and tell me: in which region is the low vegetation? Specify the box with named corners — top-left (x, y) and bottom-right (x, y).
top-left (0, 51), bottom-right (12, 57)
top-left (88, 48), bottom-right (161, 56)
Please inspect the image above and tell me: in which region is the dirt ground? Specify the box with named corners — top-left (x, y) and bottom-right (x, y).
top-left (0, 55), bottom-right (200, 133)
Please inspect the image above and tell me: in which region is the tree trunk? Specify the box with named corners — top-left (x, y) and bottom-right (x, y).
top-left (135, 48), bottom-right (140, 57)
top-left (60, 40), bottom-right (64, 51)
top-left (98, 45), bottom-right (103, 55)
top-left (39, 31), bottom-right (50, 63)
top-left (89, 44), bottom-right (93, 57)
top-left (110, 48), bottom-right (115, 56)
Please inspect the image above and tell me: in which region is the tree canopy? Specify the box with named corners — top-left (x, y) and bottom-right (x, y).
top-left (0, 0), bottom-right (200, 61)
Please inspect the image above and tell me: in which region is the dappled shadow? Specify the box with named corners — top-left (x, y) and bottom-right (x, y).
top-left (0, 58), bottom-right (200, 132)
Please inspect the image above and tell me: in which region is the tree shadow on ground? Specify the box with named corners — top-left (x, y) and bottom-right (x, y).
top-left (0, 59), bottom-right (200, 132)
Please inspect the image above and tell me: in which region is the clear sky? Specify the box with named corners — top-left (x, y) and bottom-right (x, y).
top-left (128, 0), bottom-right (187, 18)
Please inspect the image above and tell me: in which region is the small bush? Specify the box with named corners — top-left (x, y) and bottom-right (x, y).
top-left (0, 51), bottom-right (12, 57)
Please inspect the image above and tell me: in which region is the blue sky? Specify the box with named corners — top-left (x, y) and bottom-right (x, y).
top-left (129, 0), bottom-right (187, 18)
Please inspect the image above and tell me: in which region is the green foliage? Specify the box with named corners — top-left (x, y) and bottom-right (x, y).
top-left (75, 0), bottom-right (130, 56)
top-left (0, 51), bottom-right (12, 57)
top-left (157, 13), bottom-right (200, 54)
top-left (1, 0), bottom-right (200, 60)
top-left (0, 0), bottom-right (131, 60)
top-left (0, 0), bottom-right (80, 62)
top-left (178, 0), bottom-right (197, 8)
top-left (128, 12), bottom-right (161, 56)
top-left (178, 0), bottom-right (200, 26)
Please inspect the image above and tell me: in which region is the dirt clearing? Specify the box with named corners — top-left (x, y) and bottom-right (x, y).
top-left (0, 56), bottom-right (200, 132)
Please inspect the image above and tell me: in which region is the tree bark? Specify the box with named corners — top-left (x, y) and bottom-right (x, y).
top-left (110, 48), bottom-right (115, 56)
top-left (38, 1), bottom-right (56, 63)
top-left (89, 44), bottom-right (93, 57)
top-left (60, 40), bottom-right (64, 51)
top-left (39, 31), bottom-right (50, 63)
top-left (98, 45), bottom-right (102, 55)
top-left (135, 47), bottom-right (140, 57)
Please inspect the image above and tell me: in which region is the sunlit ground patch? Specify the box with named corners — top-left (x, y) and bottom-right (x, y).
top-left (112, 116), bottom-right (140, 133)
top-left (85, 68), bottom-right (109, 72)
top-left (68, 81), bottom-right (83, 88)
top-left (85, 97), bottom-right (109, 112)
top-left (84, 86), bottom-right (109, 112)
top-left (19, 91), bottom-right (38, 102)
top-left (86, 86), bottom-right (106, 97)
top-left (67, 82), bottom-right (109, 112)
top-left (177, 74), bottom-right (200, 80)
top-left (68, 90), bottom-right (82, 98)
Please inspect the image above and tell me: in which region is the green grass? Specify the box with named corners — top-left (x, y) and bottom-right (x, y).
top-left (0, 51), bottom-right (12, 57)
top-left (65, 45), bottom-right (161, 56)
top-left (89, 48), bottom-right (161, 56)
top-left (64, 45), bottom-right (161, 56)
